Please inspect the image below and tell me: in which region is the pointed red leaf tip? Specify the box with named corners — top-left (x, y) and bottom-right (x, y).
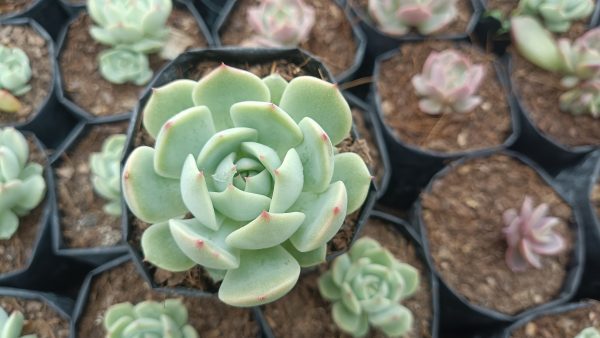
top-left (163, 121), bottom-right (173, 130)
top-left (197, 171), bottom-right (204, 178)
top-left (274, 168), bottom-right (280, 176)
top-left (321, 132), bottom-right (329, 142)
top-left (219, 62), bottom-right (227, 69)
top-left (333, 206), bottom-right (341, 215)
top-left (212, 251), bottom-right (220, 258)
top-left (151, 87), bottom-right (157, 93)
top-left (257, 295), bottom-right (267, 302)
top-left (123, 171), bottom-right (130, 180)
top-left (269, 103), bottom-right (277, 110)
top-left (195, 240), bottom-right (204, 248)
top-left (260, 210), bottom-right (271, 222)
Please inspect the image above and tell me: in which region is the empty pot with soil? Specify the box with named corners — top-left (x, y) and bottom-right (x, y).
top-left (56, 0), bottom-right (212, 120)
top-left (213, 0), bottom-right (366, 83)
top-left (372, 39), bottom-right (517, 208)
top-left (50, 116), bottom-right (131, 266)
top-left (72, 255), bottom-right (263, 338)
top-left (415, 151), bottom-right (584, 333)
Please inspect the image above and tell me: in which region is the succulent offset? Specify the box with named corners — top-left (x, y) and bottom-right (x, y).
top-left (368, 0), bottom-right (458, 36)
top-left (90, 134), bottom-right (126, 216)
top-left (411, 49), bottom-right (486, 115)
top-left (0, 128), bottom-right (46, 240)
top-left (98, 49), bottom-right (153, 86)
top-left (576, 327), bottom-right (600, 338)
top-left (514, 0), bottom-right (594, 33)
top-left (122, 65), bottom-right (371, 307)
top-left (0, 45), bottom-right (32, 96)
top-left (502, 196), bottom-right (565, 272)
top-left (103, 299), bottom-right (198, 338)
top-left (0, 307), bottom-right (37, 338)
top-left (512, 16), bottom-right (600, 117)
top-left (244, 0), bottom-right (315, 48)
top-left (318, 237), bottom-right (419, 337)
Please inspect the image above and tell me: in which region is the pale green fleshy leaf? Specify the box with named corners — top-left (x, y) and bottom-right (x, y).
top-left (318, 271), bottom-right (341, 301)
top-left (511, 16), bottom-right (564, 72)
top-left (209, 185), bottom-right (271, 221)
top-left (294, 117), bottom-right (334, 193)
top-left (240, 142), bottom-right (282, 174)
top-left (141, 222), bottom-right (196, 272)
top-left (281, 240), bottom-right (326, 267)
top-left (196, 128), bottom-right (257, 176)
top-left (331, 152), bottom-right (370, 214)
top-left (262, 74), bottom-right (288, 105)
top-left (225, 211), bottom-right (305, 249)
top-left (244, 170), bottom-right (272, 195)
top-left (369, 304), bottom-right (413, 337)
top-left (142, 80), bottom-right (196, 138)
top-left (269, 148), bottom-right (303, 213)
top-left (180, 155), bottom-right (218, 230)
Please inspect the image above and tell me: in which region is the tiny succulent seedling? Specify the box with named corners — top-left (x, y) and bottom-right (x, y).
top-left (104, 299), bottom-right (198, 338)
top-left (560, 79), bottom-right (600, 117)
top-left (98, 49), bottom-right (153, 86)
top-left (318, 237), bottom-right (419, 337)
top-left (0, 128), bottom-right (46, 240)
top-left (411, 49), bottom-right (485, 115)
top-left (244, 0), bottom-right (315, 48)
top-left (0, 45), bottom-right (32, 97)
top-left (90, 134), bottom-right (126, 216)
top-left (514, 0), bottom-right (594, 33)
top-left (0, 307), bottom-right (36, 338)
top-left (368, 0), bottom-right (458, 36)
top-left (122, 65), bottom-right (371, 307)
top-left (576, 327), bottom-right (600, 338)
top-left (502, 196), bottom-right (565, 272)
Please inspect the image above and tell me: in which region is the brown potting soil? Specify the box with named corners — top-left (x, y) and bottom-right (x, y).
top-left (128, 60), bottom-right (374, 290)
top-left (421, 154), bottom-right (574, 315)
top-left (0, 137), bottom-right (47, 274)
top-left (352, 107), bottom-right (384, 188)
top-left (350, 0), bottom-right (473, 36)
top-left (512, 52), bottom-right (600, 148)
top-left (77, 261), bottom-right (260, 338)
top-left (0, 0), bottom-right (32, 16)
top-left (59, 9), bottom-right (206, 117)
top-left (510, 301), bottom-right (600, 338)
top-left (0, 296), bottom-right (69, 338)
top-left (0, 24), bottom-right (52, 124)
top-left (219, 0), bottom-right (357, 77)
top-left (378, 40), bottom-right (512, 153)
top-left (55, 121), bottom-right (129, 249)
top-left (262, 217), bottom-right (433, 338)
top-left (486, 0), bottom-right (594, 40)
top-left (592, 181), bottom-right (600, 219)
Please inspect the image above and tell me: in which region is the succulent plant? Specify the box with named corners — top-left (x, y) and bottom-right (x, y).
top-left (560, 79), bottom-right (600, 117)
top-left (104, 299), bottom-right (198, 338)
top-left (87, 0), bottom-right (172, 54)
top-left (514, 0), bottom-right (594, 33)
top-left (576, 327), bottom-right (600, 338)
top-left (0, 128), bottom-right (46, 240)
top-left (122, 65), bottom-right (371, 307)
top-left (244, 0), bottom-right (315, 48)
top-left (411, 49), bottom-right (486, 115)
top-left (0, 307), bottom-right (37, 338)
top-left (368, 0), bottom-right (458, 36)
top-left (98, 48), bottom-right (153, 85)
top-left (318, 237), bottom-right (419, 337)
top-left (502, 196), bottom-right (566, 272)
top-left (0, 90), bottom-right (21, 114)
top-left (0, 45), bottom-right (32, 97)
top-left (90, 134), bottom-right (126, 216)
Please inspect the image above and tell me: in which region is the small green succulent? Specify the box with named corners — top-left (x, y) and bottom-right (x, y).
top-left (0, 128), bottom-right (46, 240)
top-left (103, 299), bottom-right (198, 338)
top-left (122, 65), bottom-right (371, 307)
top-left (0, 307), bottom-right (37, 338)
top-left (90, 134), bottom-right (126, 216)
top-left (98, 49), bottom-right (153, 86)
top-left (576, 327), bottom-right (600, 338)
top-left (368, 0), bottom-right (458, 36)
top-left (318, 237), bottom-right (419, 337)
top-left (515, 0), bottom-right (594, 33)
top-left (0, 45), bottom-right (32, 97)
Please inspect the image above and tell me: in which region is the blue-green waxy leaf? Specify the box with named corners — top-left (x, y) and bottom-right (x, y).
top-left (122, 147), bottom-right (187, 223)
top-left (0, 128), bottom-right (28, 168)
top-left (105, 303), bottom-right (134, 328)
top-left (294, 118), bottom-right (334, 193)
top-left (143, 79), bottom-right (196, 138)
top-left (331, 152), bottom-right (371, 214)
top-left (3, 311), bottom-right (26, 338)
top-left (196, 128), bottom-right (257, 176)
top-left (244, 170), bottom-right (272, 195)
top-left (210, 185), bottom-right (271, 221)
top-left (318, 271), bottom-right (341, 300)
top-left (141, 222), bottom-right (195, 272)
top-left (169, 218), bottom-right (240, 270)
top-left (192, 65), bottom-right (271, 131)
top-left (341, 282), bottom-right (361, 315)
top-left (230, 101), bottom-right (303, 157)
top-left (396, 263), bottom-right (420, 299)
top-left (262, 74), bottom-right (288, 105)
top-left (279, 76), bottom-right (352, 145)
top-left (332, 302), bottom-right (367, 335)
top-left (240, 142), bottom-right (281, 173)
top-left (212, 153), bottom-right (237, 192)
top-left (289, 181), bottom-right (348, 252)
top-left (180, 155), bottom-right (218, 230)
top-left (0, 145), bottom-right (21, 181)
top-left (0, 209), bottom-right (17, 239)
top-left (369, 304), bottom-right (413, 337)
top-left (225, 211), bottom-right (305, 249)
top-left (219, 246), bottom-right (300, 306)
top-left (154, 106), bottom-right (216, 178)
top-left (281, 241), bottom-right (326, 267)
top-left (511, 16), bottom-right (564, 73)
top-left (270, 148), bottom-right (303, 213)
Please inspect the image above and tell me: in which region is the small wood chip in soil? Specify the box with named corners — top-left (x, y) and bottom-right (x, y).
top-left (421, 154), bottom-right (574, 315)
top-left (377, 40), bottom-right (512, 153)
top-left (0, 296), bottom-right (69, 338)
top-left (77, 261), bottom-right (260, 338)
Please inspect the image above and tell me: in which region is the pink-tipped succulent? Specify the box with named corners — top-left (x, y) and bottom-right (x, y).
top-left (411, 49), bottom-right (486, 115)
top-left (244, 0), bottom-right (315, 48)
top-left (502, 196), bottom-right (566, 272)
top-left (368, 0), bottom-right (458, 36)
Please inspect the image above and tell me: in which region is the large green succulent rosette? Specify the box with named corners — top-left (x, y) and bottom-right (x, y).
top-left (122, 65), bottom-right (371, 307)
